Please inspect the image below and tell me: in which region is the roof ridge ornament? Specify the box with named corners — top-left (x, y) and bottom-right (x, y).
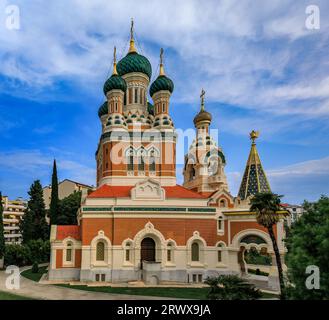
top-left (129, 18), bottom-right (137, 53)
top-left (250, 130), bottom-right (259, 144)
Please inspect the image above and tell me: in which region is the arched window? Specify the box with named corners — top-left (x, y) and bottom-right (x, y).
top-left (190, 167), bottom-right (196, 181)
top-left (149, 150), bottom-right (156, 172)
top-left (125, 243), bottom-right (131, 261)
top-left (167, 243), bottom-right (173, 262)
top-left (217, 217), bottom-right (223, 231)
top-left (127, 149), bottom-right (134, 171)
top-left (162, 103), bottom-right (165, 113)
top-left (191, 242), bottom-right (199, 262)
top-left (217, 243), bottom-right (224, 262)
top-left (96, 241), bottom-right (105, 261)
top-left (66, 242), bottom-right (73, 262)
top-left (219, 199), bottom-right (226, 208)
top-left (138, 154), bottom-right (145, 172)
top-left (115, 102), bottom-right (118, 112)
top-left (134, 88), bottom-right (138, 103)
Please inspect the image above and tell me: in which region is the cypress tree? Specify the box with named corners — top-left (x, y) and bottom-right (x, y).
top-left (0, 192), bottom-right (5, 264)
top-left (49, 159), bottom-right (59, 225)
top-left (20, 180), bottom-right (49, 243)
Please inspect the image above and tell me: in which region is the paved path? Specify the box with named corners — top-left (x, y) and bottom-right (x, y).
top-left (0, 266), bottom-right (176, 300)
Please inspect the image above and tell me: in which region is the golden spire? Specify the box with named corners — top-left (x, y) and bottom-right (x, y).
top-left (112, 46), bottom-right (118, 75)
top-left (237, 130), bottom-right (271, 200)
top-left (200, 88), bottom-right (205, 112)
top-left (159, 48), bottom-right (165, 76)
top-left (128, 18), bottom-right (137, 53)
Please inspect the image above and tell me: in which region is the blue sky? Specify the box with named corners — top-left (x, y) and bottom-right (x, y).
top-left (0, 0), bottom-right (328, 204)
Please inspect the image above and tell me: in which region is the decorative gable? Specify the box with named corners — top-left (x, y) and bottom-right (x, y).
top-left (131, 179), bottom-right (166, 200)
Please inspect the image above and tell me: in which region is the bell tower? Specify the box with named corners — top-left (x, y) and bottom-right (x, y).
top-left (183, 89), bottom-right (228, 193)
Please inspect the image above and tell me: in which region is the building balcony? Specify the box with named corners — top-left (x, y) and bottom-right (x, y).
top-left (4, 234), bottom-right (21, 239)
top-left (4, 210), bottom-right (24, 215)
top-left (5, 226), bottom-right (20, 231)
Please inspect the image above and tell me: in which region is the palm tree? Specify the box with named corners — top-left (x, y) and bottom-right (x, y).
top-left (250, 192), bottom-right (288, 298)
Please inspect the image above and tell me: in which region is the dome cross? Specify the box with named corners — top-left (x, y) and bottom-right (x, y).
top-left (200, 88), bottom-right (206, 111)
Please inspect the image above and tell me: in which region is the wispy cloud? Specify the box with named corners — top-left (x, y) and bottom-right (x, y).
top-left (0, 149), bottom-right (95, 187)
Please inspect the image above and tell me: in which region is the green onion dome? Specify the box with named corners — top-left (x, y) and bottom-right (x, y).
top-left (149, 75), bottom-right (174, 97)
top-left (103, 74), bottom-right (127, 95)
top-left (98, 102), bottom-right (108, 118)
top-left (117, 52), bottom-right (152, 79)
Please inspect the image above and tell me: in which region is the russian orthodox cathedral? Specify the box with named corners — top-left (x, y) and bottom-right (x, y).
top-left (49, 21), bottom-right (286, 289)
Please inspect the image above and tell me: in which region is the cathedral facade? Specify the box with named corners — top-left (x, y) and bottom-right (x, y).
top-left (48, 23), bottom-right (286, 289)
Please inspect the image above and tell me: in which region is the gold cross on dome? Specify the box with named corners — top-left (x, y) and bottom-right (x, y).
top-left (160, 48), bottom-right (164, 65)
top-left (200, 88), bottom-right (205, 111)
top-left (130, 18), bottom-right (134, 38)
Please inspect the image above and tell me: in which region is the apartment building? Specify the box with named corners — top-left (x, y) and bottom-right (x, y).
top-left (1, 196), bottom-right (26, 244)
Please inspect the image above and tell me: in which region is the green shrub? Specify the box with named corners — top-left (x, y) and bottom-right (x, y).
top-left (204, 275), bottom-right (261, 300)
top-left (4, 240), bottom-right (50, 267)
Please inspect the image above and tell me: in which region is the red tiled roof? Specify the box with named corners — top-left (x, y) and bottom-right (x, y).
top-left (56, 225), bottom-right (81, 240)
top-left (87, 184), bottom-right (207, 199)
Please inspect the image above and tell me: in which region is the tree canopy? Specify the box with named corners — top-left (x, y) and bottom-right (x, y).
top-left (57, 191), bottom-right (81, 225)
top-left (285, 196), bottom-right (329, 299)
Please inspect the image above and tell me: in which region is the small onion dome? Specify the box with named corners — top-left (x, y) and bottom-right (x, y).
top-left (98, 101), bottom-right (108, 118)
top-left (193, 110), bottom-right (212, 126)
top-left (103, 74), bottom-right (127, 95)
top-left (117, 52), bottom-right (152, 79)
top-left (149, 75), bottom-right (174, 97)
top-left (147, 102), bottom-right (154, 116)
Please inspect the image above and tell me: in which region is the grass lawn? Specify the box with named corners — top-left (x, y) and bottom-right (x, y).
top-left (57, 284), bottom-right (210, 299)
top-left (21, 266), bottom-right (48, 282)
top-left (57, 284), bottom-right (279, 300)
top-left (0, 290), bottom-right (32, 300)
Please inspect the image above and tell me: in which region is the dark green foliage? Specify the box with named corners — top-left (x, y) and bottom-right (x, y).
top-left (3, 244), bottom-right (28, 266)
top-left (285, 196), bottom-right (329, 300)
top-left (4, 240), bottom-right (50, 267)
top-left (20, 180), bottom-right (49, 243)
top-left (0, 192), bottom-right (5, 260)
top-left (204, 275), bottom-right (261, 300)
top-left (244, 249), bottom-right (272, 266)
top-left (32, 261), bottom-right (39, 273)
top-left (57, 191), bottom-right (81, 225)
top-left (49, 160), bottom-right (59, 225)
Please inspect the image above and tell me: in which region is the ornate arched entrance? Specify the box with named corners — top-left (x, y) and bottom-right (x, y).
top-left (141, 237), bottom-right (156, 263)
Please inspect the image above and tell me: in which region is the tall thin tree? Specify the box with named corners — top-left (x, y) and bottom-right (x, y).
top-left (0, 192), bottom-right (5, 268)
top-left (250, 192), bottom-right (288, 299)
top-left (49, 159), bottom-right (59, 225)
top-left (20, 180), bottom-right (49, 242)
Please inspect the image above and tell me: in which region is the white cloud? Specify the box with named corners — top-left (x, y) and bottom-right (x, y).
top-left (268, 156), bottom-right (329, 177)
top-left (0, 0), bottom-right (328, 119)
